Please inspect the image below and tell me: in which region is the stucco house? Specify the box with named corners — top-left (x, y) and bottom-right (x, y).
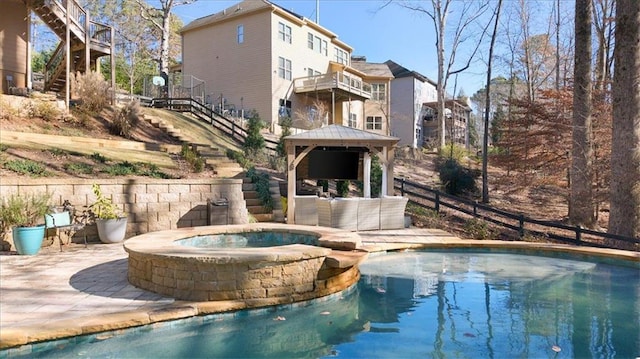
top-left (0, 0), bottom-right (114, 107)
top-left (180, 0), bottom-right (392, 135)
top-left (385, 60), bottom-right (438, 149)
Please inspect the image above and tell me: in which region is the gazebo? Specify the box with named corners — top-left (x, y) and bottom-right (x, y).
top-left (283, 125), bottom-right (400, 224)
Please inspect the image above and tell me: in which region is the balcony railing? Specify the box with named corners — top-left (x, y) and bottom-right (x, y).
top-left (293, 72), bottom-right (372, 100)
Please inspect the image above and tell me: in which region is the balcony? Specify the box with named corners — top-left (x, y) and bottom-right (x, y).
top-left (293, 72), bottom-right (372, 102)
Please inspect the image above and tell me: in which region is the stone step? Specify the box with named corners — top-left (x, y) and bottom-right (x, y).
top-left (245, 198), bottom-right (262, 207)
top-left (251, 213), bottom-right (273, 222)
top-left (242, 183), bottom-right (256, 191)
top-left (247, 205), bottom-right (269, 215)
top-left (242, 190), bottom-right (259, 199)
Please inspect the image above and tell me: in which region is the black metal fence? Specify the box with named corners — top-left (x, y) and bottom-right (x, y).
top-left (394, 177), bottom-right (639, 250)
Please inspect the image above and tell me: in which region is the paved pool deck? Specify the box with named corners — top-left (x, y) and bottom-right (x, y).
top-left (1, 227), bottom-right (637, 350)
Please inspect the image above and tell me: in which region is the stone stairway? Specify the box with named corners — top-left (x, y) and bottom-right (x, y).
top-left (242, 177), bottom-right (285, 223)
top-left (143, 115), bottom-right (244, 177)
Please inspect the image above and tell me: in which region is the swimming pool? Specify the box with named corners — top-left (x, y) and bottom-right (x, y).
top-left (175, 231), bottom-right (319, 248)
top-left (5, 249), bottom-right (638, 358)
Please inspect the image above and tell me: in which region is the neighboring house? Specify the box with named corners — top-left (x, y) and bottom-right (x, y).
top-left (351, 56), bottom-right (393, 135)
top-left (0, 0), bottom-right (114, 106)
top-left (384, 60), bottom-right (437, 148)
top-left (180, 0), bottom-right (388, 135)
top-left (423, 99), bottom-right (471, 147)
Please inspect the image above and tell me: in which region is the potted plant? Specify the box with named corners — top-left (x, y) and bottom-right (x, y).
top-left (0, 192), bottom-right (52, 255)
top-left (89, 184), bottom-right (127, 243)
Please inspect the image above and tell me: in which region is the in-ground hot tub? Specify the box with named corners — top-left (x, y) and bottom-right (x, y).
top-left (124, 223), bottom-right (367, 303)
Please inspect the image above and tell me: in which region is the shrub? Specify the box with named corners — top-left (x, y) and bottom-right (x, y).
top-left (406, 203), bottom-right (444, 229)
top-left (276, 117), bottom-right (292, 157)
top-left (64, 163), bottom-right (93, 175)
top-left (110, 100), bottom-right (140, 139)
top-left (463, 218), bottom-right (499, 240)
top-left (436, 158), bottom-right (479, 196)
top-left (267, 154), bottom-right (285, 172)
top-left (243, 110), bottom-right (265, 156)
top-left (90, 152), bottom-right (108, 163)
top-left (227, 149), bottom-right (253, 169)
top-left (356, 155), bottom-right (383, 197)
top-left (247, 167), bottom-right (273, 211)
top-left (70, 71), bottom-right (110, 113)
top-left (180, 144), bottom-right (205, 173)
top-left (3, 159), bottom-right (49, 177)
top-left (336, 180), bottom-right (350, 197)
top-left (33, 101), bottom-right (61, 121)
top-left (438, 143), bottom-right (468, 162)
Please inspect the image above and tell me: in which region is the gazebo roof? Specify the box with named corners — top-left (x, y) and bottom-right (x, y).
top-left (284, 125), bottom-right (399, 148)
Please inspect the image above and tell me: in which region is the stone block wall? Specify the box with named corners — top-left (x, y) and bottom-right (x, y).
top-left (0, 178), bottom-right (248, 250)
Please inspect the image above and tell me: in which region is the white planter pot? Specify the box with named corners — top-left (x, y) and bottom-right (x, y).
top-left (96, 217), bottom-right (128, 243)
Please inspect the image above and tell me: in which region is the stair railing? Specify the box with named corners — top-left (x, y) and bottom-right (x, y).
top-left (45, 42), bottom-right (66, 86)
top-left (89, 21), bottom-right (112, 46)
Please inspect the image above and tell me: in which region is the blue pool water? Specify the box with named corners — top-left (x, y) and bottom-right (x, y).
top-left (4, 250), bottom-right (639, 358)
top-left (175, 231), bottom-right (319, 248)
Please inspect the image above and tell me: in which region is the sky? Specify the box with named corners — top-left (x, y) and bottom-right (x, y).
top-left (170, 0), bottom-right (491, 98)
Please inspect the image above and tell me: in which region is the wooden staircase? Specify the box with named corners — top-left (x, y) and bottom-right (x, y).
top-left (26, 0), bottom-right (113, 92)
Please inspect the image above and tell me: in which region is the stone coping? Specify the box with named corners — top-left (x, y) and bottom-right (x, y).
top-left (2, 230), bottom-right (638, 351)
top-left (123, 223), bottom-right (364, 258)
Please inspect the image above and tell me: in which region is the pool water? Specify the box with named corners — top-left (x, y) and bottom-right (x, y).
top-left (4, 250), bottom-right (639, 358)
top-left (175, 231), bottom-right (319, 248)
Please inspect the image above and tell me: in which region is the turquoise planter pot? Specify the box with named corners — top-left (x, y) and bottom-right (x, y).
top-left (13, 225), bottom-right (46, 255)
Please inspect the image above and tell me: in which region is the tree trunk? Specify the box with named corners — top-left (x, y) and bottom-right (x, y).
top-left (160, 7), bottom-right (171, 76)
top-left (609, 0), bottom-right (640, 245)
top-left (482, 0), bottom-right (503, 203)
top-left (436, 4), bottom-right (447, 149)
top-left (569, 0), bottom-right (595, 227)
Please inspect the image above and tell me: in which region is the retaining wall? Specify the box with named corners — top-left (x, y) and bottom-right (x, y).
top-left (0, 178), bottom-right (248, 250)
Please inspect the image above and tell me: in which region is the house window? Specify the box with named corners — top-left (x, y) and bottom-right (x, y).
top-left (334, 48), bottom-right (348, 65)
top-left (278, 22), bottom-right (291, 44)
top-left (366, 116), bottom-right (382, 130)
top-left (348, 113), bottom-right (357, 128)
top-left (279, 99), bottom-right (292, 119)
top-left (278, 57), bottom-right (291, 80)
top-left (372, 83), bottom-right (386, 101)
top-left (307, 33), bottom-right (327, 55)
top-left (237, 25), bottom-right (244, 43)
top-left (308, 68), bottom-right (321, 77)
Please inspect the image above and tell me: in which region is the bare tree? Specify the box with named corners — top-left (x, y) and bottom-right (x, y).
top-left (593, 0), bottom-right (616, 91)
top-left (570, 0), bottom-right (595, 227)
top-left (388, 0), bottom-right (491, 149)
top-left (609, 0), bottom-right (640, 244)
top-left (135, 0), bottom-right (196, 76)
top-left (481, 0), bottom-right (503, 203)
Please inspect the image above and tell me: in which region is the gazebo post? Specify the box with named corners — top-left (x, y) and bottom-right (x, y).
top-left (363, 152), bottom-right (371, 198)
top-left (286, 145), bottom-right (296, 224)
top-left (381, 147), bottom-right (388, 196)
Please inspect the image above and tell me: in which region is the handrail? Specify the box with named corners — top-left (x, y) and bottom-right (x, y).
top-left (150, 97), bottom-right (278, 154)
top-left (394, 177), bottom-right (639, 250)
top-left (45, 42), bottom-right (66, 84)
top-left (90, 21), bottom-right (112, 45)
